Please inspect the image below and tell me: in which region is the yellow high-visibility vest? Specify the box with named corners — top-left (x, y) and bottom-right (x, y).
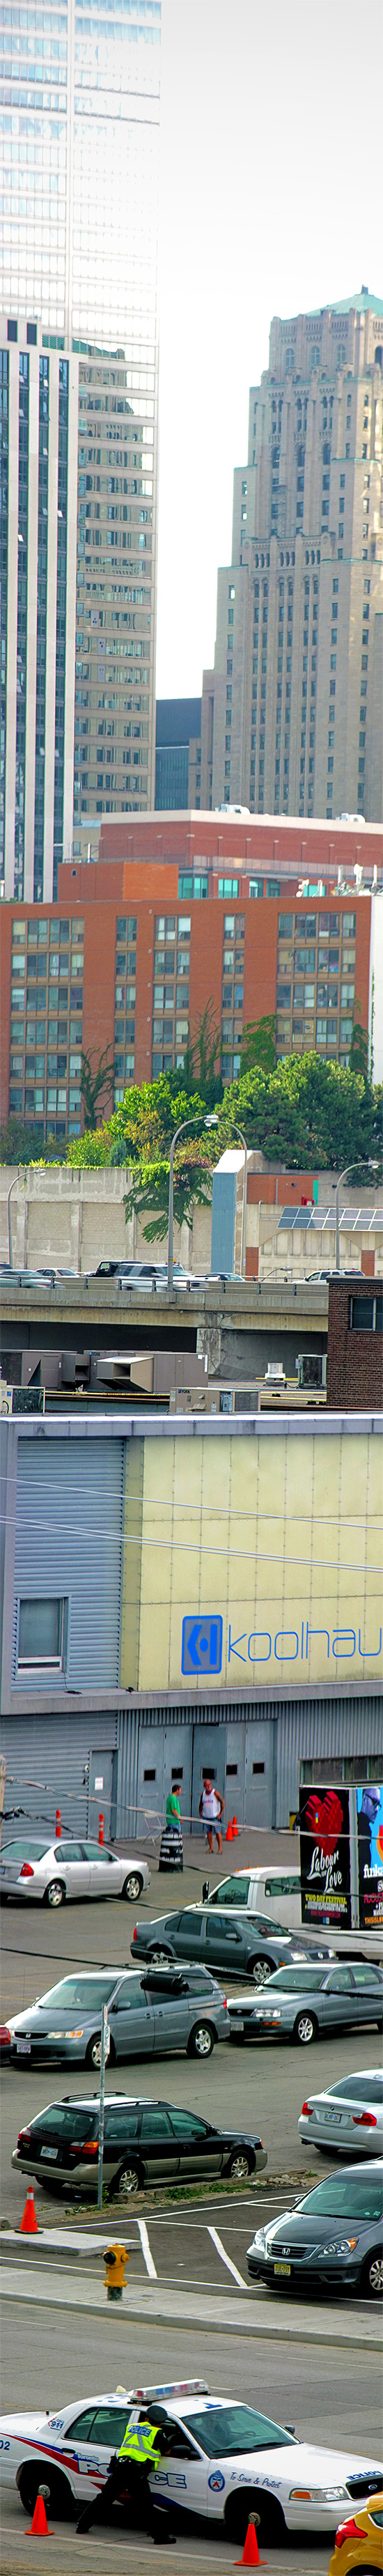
top-left (118, 2420), bottom-right (162, 2471)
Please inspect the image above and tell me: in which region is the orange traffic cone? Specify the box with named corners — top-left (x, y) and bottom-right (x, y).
top-left (20, 2187), bottom-right (38, 2235)
top-left (226, 1819), bottom-right (234, 1841)
top-left (232, 1815), bottom-right (239, 1837)
top-left (26, 2492), bottom-right (54, 2537)
top-left (235, 2513), bottom-right (265, 2568)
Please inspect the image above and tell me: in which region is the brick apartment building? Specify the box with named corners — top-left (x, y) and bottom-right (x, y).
top-left (1, 811), bottom-right (381, 1140)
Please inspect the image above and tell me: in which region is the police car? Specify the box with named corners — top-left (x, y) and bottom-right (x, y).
top-left (0, 2379), bottom-right (382, 2545)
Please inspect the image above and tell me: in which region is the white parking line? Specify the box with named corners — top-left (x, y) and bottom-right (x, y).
top-left (137, 2216), bottom-right (157, 2279)
top-left (207, 2225), bottom-right (247, 2289)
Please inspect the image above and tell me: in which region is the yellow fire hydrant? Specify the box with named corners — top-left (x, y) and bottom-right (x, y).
top-left (103, 2242), bottom-right (129, 2301)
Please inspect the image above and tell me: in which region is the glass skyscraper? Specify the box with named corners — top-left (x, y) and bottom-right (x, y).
top-left (0, 0), bottom-right (160, 896)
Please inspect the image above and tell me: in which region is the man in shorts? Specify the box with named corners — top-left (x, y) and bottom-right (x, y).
top-left (199, 1777), bottom-right (224, 1854)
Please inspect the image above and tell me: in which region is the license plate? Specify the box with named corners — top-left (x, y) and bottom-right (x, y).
top-left (274, 2261), bottom-right (291, 2276)
top-left (323, 2110), bottom-right (342, 2123)
top-left (40, 2146), bottom-right (58, 2161)
top-left (16, 2039), bottom-right (31, 2055)
top-left (232, 2018), bottom-right (244, 2033)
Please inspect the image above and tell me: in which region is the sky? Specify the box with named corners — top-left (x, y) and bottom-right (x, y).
top-left (155, 0), bottom-right (382, 699)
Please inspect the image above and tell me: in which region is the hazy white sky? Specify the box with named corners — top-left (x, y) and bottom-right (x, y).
top-left (155, 0), bottom-right (382, 699)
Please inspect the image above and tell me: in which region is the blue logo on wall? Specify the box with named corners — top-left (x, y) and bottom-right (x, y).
top-left (182, 1615), bottom-right (223, 1677)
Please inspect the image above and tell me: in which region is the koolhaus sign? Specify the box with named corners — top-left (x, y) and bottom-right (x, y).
top-left (299, 1782), bottom-right (383, 1932)
top-left (181, 1614), bottom-right (382, 1680)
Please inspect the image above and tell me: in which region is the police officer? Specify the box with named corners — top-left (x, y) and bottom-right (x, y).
top-left (75, 2411), bottom-right (176, 2540)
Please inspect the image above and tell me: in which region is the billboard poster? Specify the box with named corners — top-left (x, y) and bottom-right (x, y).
top-left (299, 1784), bottom-right (352, 1927)
top-left (357, 1784), bottom-right (383, 1930)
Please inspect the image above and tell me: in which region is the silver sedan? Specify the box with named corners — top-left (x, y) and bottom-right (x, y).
top-left (0, 1836), bottom-right (150, 1908)
top-left (251, 1961), bottom-right (383, 2044)
top-left (298, 2067), bottom-right (383, 2154)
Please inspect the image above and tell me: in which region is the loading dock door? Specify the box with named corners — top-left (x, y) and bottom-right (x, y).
top-left (244, 1720), bottom-right (274, 1828)
top-left (88, 1750), bottom-right (118, 1842)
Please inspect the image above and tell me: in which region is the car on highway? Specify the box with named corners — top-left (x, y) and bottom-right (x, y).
top-left (0, 1836), bottom-right (150, 1908)
top-left (8, 1964), bottom-right (229, 2069)
top-left (0, 2373), bottom-right (382, 2541)
top-left (247, 2159), bottom-right (383, 2300)
top-left (298, 2069), bottom-right (383, 2157)
top-left (91, 1259), bottom-right (191, 1289)
top-left (328, 2490), bottom-right (383, 2576)
top-left (247, 1962), bottom-right (383, 2042)
top-left (11, 2092), bottom-right (267, 2198)
top-left (131, 1902), bottom-right (329, 1985)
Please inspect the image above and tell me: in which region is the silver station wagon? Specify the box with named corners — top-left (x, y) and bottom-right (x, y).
top-left (9, 1965), bottom-right (230, 2069)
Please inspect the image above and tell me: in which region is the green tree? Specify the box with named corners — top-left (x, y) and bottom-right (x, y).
top-left (66, 1123), bottom-right (113, 1168)
top-left (182, 1005), bottom-right (223, 1106)
top-left (225, 1052), bottom-right (378, 1173)
top-left (240, 1015), bottom-right (276, 1076)
top-left (116, 1076), bottom-right (220, 1242)
top-left (349, 1014), bottom-right (369, 1080)
top-left (0, 1117), bottom-right (65, 1166)
top-left (80, 1045), bottom-right (115, 1130)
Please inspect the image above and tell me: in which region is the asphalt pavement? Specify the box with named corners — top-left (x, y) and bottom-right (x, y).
top-left (1, 1856), bottom-right (381, 2217)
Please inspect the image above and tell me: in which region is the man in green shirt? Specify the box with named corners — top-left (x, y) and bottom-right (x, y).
top-left (166, 1783), bottom-right (181, 1834)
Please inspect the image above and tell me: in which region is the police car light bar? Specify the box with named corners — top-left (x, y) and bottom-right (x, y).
top-left (132, 2381), bottom-right (209, 2401)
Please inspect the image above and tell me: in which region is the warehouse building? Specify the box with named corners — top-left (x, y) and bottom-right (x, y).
top-left (1, 1409), bottom-right (381, 1841)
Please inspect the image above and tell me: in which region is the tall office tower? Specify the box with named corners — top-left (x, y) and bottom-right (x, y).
top-left (0, 0), bottom-right (160, 897)
top-left (201, 295), bottom-right (383, 825)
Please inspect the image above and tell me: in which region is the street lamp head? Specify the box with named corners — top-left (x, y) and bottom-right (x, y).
top-left (204, 1113), bottom-right (219, 1129)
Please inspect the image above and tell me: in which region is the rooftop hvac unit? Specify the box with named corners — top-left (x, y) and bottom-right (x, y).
top-left (297, 1352), bottom-right (327, 1390)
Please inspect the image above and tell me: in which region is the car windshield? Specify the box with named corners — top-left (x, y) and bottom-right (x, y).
top-left (33, 1977), bottom-right (118, 2012)
top-left (2, 1840), bottom-right (49, 1861)
top-left (330, 2076), bottom-right (383, 2104)
top-left (297, 2175), bottom-right (383, 2221)
top-left (184, 2407), bottom-right (295, 2458)
top-left (263, 1968), bottom-right (326, 1992)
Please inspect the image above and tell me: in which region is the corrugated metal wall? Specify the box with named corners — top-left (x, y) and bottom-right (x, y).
top-left (13, 1437), bottom-right (124, 1690)
top-left (1, 1711), bottom-right (118, 1840)
top-left (274, 1695), bottom-right (383, 1826)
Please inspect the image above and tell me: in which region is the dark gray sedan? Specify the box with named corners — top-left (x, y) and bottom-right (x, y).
top-left (9, 1966), bottom-right (229, 2070)
top-left (131, 1904), bottom-right (327, 1986)
top-left (247, 2159), bottom-right (383, 2298)
top-left (248, 1961), bottom-right (383, 2044)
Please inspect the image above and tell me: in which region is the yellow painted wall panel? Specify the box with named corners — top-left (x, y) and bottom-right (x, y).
top-left (120, 1423), bottom-right (383, 1695)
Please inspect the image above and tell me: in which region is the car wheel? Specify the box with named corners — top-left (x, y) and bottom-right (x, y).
top-left (187, 2022), bottom-right (214, 2058)
top-left (292, 2012), bottom-right (318, 2045)
top-left (361, 2248), bottom-right (383, 2298)
top-left (224, 2490), bottom-right (286, 2546)
top-left (249, 1956), bottom-right (274, 1986)
top-left (85, 2032), bottom-right (116, 2072)
top-left (148, 1945), bottom-right (173, 1964)
top-left (42, 1879), bottom-right (65, 1908)
top-left (114, 2161), bottom-right (142, 2200)
top-left (18, 2464), bottom-right (72, 2519)
top-left (122, 1872), bottom-right (143, 1902)
top-left (228, 2149), bottom-right (252, 2182)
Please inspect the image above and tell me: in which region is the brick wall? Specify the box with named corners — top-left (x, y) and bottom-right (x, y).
top-left (327, 1276), bottom-right (383, 1408)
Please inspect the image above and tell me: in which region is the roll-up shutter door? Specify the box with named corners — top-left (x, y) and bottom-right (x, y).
top-left (13, 1437), bottom-right (123, 1690)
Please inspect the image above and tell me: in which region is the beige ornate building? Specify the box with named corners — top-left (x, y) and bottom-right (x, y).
top-left (201, 293), bottom-right (383, 824)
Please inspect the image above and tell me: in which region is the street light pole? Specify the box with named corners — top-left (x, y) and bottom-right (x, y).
top-left (334, 1160), bottom-right (380, 1272)
top-left (7, 1175), bottom-right (19, 1270)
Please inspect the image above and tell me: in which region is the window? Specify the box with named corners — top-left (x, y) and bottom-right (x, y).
top-left (350, 1296), bottom-right (382, 1334)
top-left (17, 1598), bottom-right (68, 1672)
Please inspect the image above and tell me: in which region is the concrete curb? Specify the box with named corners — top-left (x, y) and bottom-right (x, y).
top-left (0, 2263), bottom-right (372, 2350)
